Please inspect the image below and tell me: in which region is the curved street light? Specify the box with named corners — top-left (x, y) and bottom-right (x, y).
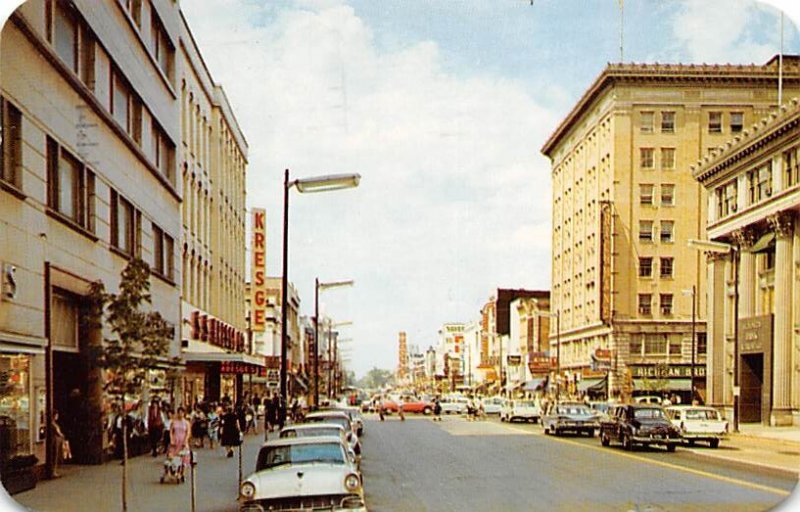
top-left (281, 170), bottom-right (360, 425)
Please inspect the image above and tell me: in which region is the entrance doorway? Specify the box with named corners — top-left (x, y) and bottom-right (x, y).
top-left (740, 353), bottom-right (763, 423)
top-left (53, 351), bottom-right (89, 463)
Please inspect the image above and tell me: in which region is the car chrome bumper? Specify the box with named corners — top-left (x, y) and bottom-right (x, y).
top-left (631, 435), bottom-right (679, 444)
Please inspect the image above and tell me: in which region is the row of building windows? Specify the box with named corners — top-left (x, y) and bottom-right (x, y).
top-left (639, 183), bottom-right (675, 206)
top-left (640, 110), bottom-right (743, 135)
top-left (640, 147), bottom-right (675, 171)
top-left (45, 0), bottom-right (176, 187)
top-left (638, 257), bottom-right (674, 278)
top-left (714, 145), bottom-right (800, 220)
top-left (0, 99), bottom-right (22, 190)
top-left (639, 220), bottom-right (674, 243)
top-left (637, 293), bottom-right (675, 316)
top-left (629, 333), bottom-right (707, 357)
top-left (118, 0), bottom-right (175, 83)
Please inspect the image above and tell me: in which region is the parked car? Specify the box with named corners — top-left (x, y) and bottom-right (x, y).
top-left (279, 423), bottom-right (360, 467)
top-left (664, 405), bottom-right (727, 448)
top-left (239, 436), bottom-right (365, 511)
top-left (587, 401), bottom-right (612, 422)
top-left (440, 395), bottom-right (469, 415)
top-left (399, 397), bottom-right (434, 415)
top-left (301, 411), bottom-right (361, 455)
top-left (634, 395), bottom-right (662, 405)
top-left (600, 404), bottom-right (681, 452)
top-left (500, 399), bottom-right (542, 423)
top-left (481, 397), bottom-right (504, 415)
top-left (542, 403), bottom-right (599, 436)
top-left (325, 407), bottom-right (364, 437)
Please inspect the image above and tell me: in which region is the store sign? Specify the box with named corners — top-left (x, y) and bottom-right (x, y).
top-left (507, 355), bottom-right (522, 365)
top-left (528, 352), bottom-right (555, 374)
top-left (591, 348), bottom-right (612, 371)
top-left (629, 364), bottom-right (706, 379)
top-left (739, 314), bottom-right (773, 354)
top-left (220, 361), bottom-right (258, 374)
top-left (599, 201), bottom-right (612, 324)
top-left (251, 208), bottom-right (267, 332)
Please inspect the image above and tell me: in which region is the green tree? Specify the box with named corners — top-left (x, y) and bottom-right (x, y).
top-left (357, 367), bottom-right (394, 390)
top-left (87, 258), bottom-right (172, 512)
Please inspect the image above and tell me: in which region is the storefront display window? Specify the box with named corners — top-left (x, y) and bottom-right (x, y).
top-left (0, 354), bottom-right (32, 460)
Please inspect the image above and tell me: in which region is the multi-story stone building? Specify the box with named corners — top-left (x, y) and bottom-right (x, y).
top-left (542, 57), bottom-right (800, 403)
top-left (178, 10), bottom-right (253, 406)
top-left (693, 93), bottom-right (800, 426)
top-left (1, 0), bottom-right (182, 473)
top-left (435, 323), bottom-right (464, 391)
top-left (508, 294), bottom-right (551, 394)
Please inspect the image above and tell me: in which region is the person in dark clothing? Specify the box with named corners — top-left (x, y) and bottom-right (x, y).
top-left (147, 398), bottom-right (164, 456)
top-left (235, 402), bottom-right (247, 433)
top-left (268, 395), bottom-right (279, 432)
top-left (219, 405), bottom-right (241, 458)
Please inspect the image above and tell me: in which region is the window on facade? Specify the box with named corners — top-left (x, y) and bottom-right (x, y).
top-left (747, 162), bottom-right (772, 204)
top-left (640, 111), bottom-right (654, 133)
top-left (730, 112), bottom-right (744, 133)
top-left (716, 179), bottom-right (738, 217)
top-left (152, 224), bottom-right (174, 280)
top-left (46, 136), bottom-right (94, 231)
top-left (661, 148), bottom-right (676, 171)
top-left (660, 257), bottom-right (673, 278)
top-left (661, 111), bottom-right (675, 133)
top-left (638, 257), bottom-right (653, 278)
top-left (660, 221), bottom-right (674, 243)
top-left (668, 336), bottom-right (681, 355)
top-left (151, 9), bottom-right (175, 82)
top-left (638, 294), bottom-right (652, 316)
top-left (644, 334), bottom-right (666, 354)
top-left (123, 0), bottom-right (143, 28)
top-left (640, 148), bottom-right (655, 170)
top-left (660, 294), bottom-right (673, 315)
top-left (79, 25), bottom-right (95, 89)
top-left (1, 98), bottom-right (23, 189)
top-left (639, 220), bottom-right (653, 243)
top-left (111, 70), bottom-right (130, 132)
top-left (639, 184), bottom-right (654, 205)
top-left (53, 0), bottom-right (78, 72)
top-left (52, 290), bottom-right (79, 350)
top-left (629, 337), bottom-right (643, 357)
top-left (110, 189), bottom-right (136, 256)
top-left (151, 121), bottom-right (175, 185)
top-left (696, 333), bottom-right (707, 355)
top-left (661, 184), bottom-right (675, 206)
top-left (709, 112), bottom-right (722, 133)
top-left (784, 147), bottom-right (799, 188)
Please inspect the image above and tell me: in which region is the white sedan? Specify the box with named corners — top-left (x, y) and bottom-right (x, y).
top-left (239, 436), bottom-right (366, 511)
top-left (481, 396), bottom-right (504, 415)
top-left (665, 405), bottom-right (728, 448)
top-left (500, 399), bottom-right (542, 423)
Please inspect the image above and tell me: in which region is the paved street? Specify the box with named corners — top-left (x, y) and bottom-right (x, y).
top-left (361, 415), bottom-right (798, 512)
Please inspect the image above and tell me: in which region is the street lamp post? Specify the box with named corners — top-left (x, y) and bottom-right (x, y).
top-left (688, 238), bottom-right (739, 432)
top-left (280, 170), bottom-right (360, 425)
top-left (314, 279), bottom-right (353, 410)
top-left (536, 310), bottom-right (560, 400)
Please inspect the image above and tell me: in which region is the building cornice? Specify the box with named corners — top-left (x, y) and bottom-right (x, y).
top-left (541, 58), bottom-right (800, 157)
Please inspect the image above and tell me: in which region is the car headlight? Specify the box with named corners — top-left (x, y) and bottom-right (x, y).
top-left (240, 481), bottom-right (256, 499)
top-left (344, 473), bottom-right (361, 492)
top-left (630, 426), bottom-right (638, 435)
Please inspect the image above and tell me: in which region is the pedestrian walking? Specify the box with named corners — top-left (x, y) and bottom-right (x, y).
top-left (220, 405), bottom-right (241, 458)
top-left (207, 405), bottom-right (220, 449)
top-left (433, 397), bottom-right (442, 422)
top-left (50, 410), bottom-right (67, 478)
top-left (378, 401), bottom-right (385, 421)
top-left (190, 407), bottom-right (208, 448)
top-left (269, 395), bottom-right (280, 431)
top-left (167, 407), bottom-right (191, 468)
top-left (147, 398), bottom-right (164, 457)
top-left (264, 394), bottom-right (276, 433)
top-left (161, 405), bottom-right (172, 455)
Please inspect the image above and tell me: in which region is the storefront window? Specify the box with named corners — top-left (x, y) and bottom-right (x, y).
top-left (0, 354), bottom-right (32, 460)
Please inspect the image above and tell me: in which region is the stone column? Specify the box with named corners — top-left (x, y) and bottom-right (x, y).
top-left (793, 220), bottom-right (800, 419)
top-left (769, 211), bottom-right (795, 426)
top-left (732, 228), bottom-right (757, 318)
top-left (705, 251), bottom-right (728, 408)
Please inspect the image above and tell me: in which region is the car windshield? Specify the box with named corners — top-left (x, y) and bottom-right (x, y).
top-left (518, 400), bottom-right (537, 407)
top-left (280, 427), bottom-right (341, 438)
top-left (559, 406), bottom-right (590, 415)
top-left (684, 409), bottom-right (720, 420)
top-left (256, 443), bottom-right (345, 471)
top-left (634, 408), bottom-right (666, 419)
top-left (303, 416), bottom-right (351, 431)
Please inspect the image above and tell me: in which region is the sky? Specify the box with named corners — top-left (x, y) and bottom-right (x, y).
top-left (171, 0), bottom-right (800, 378)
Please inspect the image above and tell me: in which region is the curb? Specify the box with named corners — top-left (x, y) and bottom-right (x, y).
top-left (684, 447), bottom-right (800, 478)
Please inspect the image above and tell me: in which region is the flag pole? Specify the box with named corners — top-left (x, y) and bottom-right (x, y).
top-left (619, 0), bottom-right (624, 62)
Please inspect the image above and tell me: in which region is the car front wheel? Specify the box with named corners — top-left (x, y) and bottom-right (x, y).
top-left (423, 407), bottom-right (432, 415)
top-left (622, 433), bottom-right (632, 451)
top-left (709, 439), bottom-right (720, 449)
top-left (600, 432), bottom-right (610, 446)
top-left (666, 443), bottom-right (676, 452)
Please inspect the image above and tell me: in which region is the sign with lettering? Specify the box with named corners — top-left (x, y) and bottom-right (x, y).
top-left (738, 314), bottom-right (773, 354)
top-left (629, 364), bottom-right (706, 379)
top-left (528, 352), bottom-right (555, 374)
top-left (507, 355), bottom-right (522, 365)
top-left (251, 209), bottom-right (267, 331)
top-left (599, 201), bottom-right (612, 324)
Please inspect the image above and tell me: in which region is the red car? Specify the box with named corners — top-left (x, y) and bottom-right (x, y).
top-left (399, 398), bottom-right (434, 415)
top-left (379, 399), bottom-right (401, 413)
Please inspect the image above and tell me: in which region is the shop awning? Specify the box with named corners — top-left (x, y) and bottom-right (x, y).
top-left (578, 378), bottom-right (603, 392)
top-left (633, 379), bottom-right (692, 391)
top-left (182, 351), bottom-right (266, 367)
top-left (293, 374), bottom-right (308, 392)
top-left (523, 378), bottom-right (546, 391)
top-left (587, 377), bottom-right (608, 393)
top-left (748, 232), bottom-right (775, 254)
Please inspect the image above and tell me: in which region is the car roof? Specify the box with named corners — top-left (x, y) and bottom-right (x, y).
top-left (281, 423), bottom-right (346, 432)
top-left (262, 435), bottom-right (345, 448)
top-left (305, 411), bottom-right (350, 418)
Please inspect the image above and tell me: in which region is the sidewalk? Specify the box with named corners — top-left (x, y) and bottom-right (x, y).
top-left (3, 430), bottom-right (269, 512)
top-left (685, 425), bottom-right (800, 476)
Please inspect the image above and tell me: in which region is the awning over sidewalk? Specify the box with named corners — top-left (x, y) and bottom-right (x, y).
top-left (632, 379), bottom-right (692, 391)
top-left (182, 351), bottom-right (266, 367)
top-left (578, 378), bottom-right (603, 392)
top-left (523, 378), bottom-right (546, 391)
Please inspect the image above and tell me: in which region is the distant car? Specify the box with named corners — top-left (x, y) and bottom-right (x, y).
top-left (634, 396), bottom-right (662, 405)
top-left (440, 396), bottom-right (468, 415)
top-left (481, 397), bottom-right (504, 415)
top-left (324, 407), bottom-right (364, 437)
top-left (278, 423), bottom-right (360, 463)
top-left (239, 436), bottom-right (365, 511)
top-left (500, 399), bottom-right (541, 423)
top-left (664, 406), bottom-right (727, 448)
top-left (587, 401), bottom-right (612, 422)
top-left (301, 411), bottom-right (361, 456)
top-left (600, 404), bottom-right (681, 452)
top-left (542, 403), bottom-right (599, 436)
top-left (400, 397), bottom-right (434, 415)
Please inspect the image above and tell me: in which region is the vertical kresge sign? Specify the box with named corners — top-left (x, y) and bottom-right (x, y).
top-left (251, 209), bottom-right (267, 332)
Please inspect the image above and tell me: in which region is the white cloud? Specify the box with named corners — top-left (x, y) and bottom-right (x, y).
top-left (181, 2), bottom-right (558, 376)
